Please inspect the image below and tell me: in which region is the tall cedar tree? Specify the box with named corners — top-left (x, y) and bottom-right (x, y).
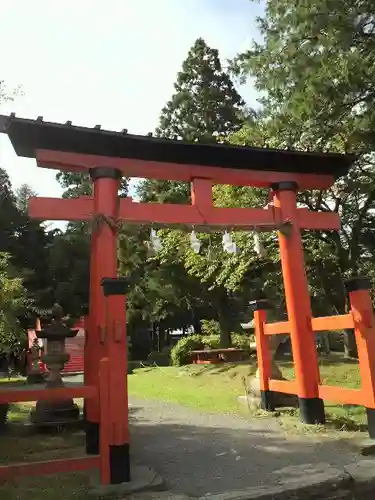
top-left (137, 38), bottom-right (245, 204)
top-left (0, 170), bottom-right (52, 323)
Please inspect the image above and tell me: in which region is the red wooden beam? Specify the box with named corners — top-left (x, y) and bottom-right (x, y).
top-left (0, 384), bottom-right (97, 404)
top-left (0, 456), bottom-right (99, 482)
top-left (318, 385), bottom-right (364, 406)
top-left (263, 321), bottom-right (290, 335)
top-left (296, 209), bottom-right (340, 231)
top-left (264, 314), bottom-right (355, 336)
top-left (312, 314), bottom-right (354, 332)
top-left (36, 149), bottom-right (336, 190)
top-left (29, 196), bottom-right (340, 231)
top-left (268, 379), bottom-right (298, 395)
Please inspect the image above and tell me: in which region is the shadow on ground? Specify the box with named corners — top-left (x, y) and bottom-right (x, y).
top-left (128, 399), bottom-right (361, 498)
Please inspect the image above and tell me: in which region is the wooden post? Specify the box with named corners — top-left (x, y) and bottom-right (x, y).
top-left (85, 167), bottom-right (121, 455)
top-left (272, 181), bottom-right (324, 424)
top-left (101, 277), bottom-right (130, 484)
top-left (251, 299), bottom-right (274, 411)
top-left (345, 277), bottom-right (375, 438)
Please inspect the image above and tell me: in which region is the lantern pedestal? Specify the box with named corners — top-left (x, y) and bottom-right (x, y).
top-left (30, 305), bottom-right (80, 428)
top-left (31, 399), bottom-right (80, 427)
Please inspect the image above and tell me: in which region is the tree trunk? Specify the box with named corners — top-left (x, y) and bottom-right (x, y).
top-left (193, 313), bottom-right (202, 335)
top-left (343, 329), bottom-right (358, 358)
top-left (158, 325), bottom-right (166, 351)
top-left (164, 328), bottom-right (171, 347)
top-left (217, 305), bottom-right (232, 348)
top-left (321, 333), bottom-right (331, 356)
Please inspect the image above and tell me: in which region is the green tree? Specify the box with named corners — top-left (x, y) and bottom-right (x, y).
top-left (156, 37), bottom-right (245, 142)
top-left (0, 253), bottom-right (28, 349)
top-left (46, 229), bottom-right (90, 317)
top-left (0, 170), bottom-right (54, 315)
top-left (0, 168), bottom-right (23, 256)
top-left (56, 172), bottom-right (129, 201)
top-left (15, 184), bottom-right (37, 213)
top-left (229, 0), bottom-right (375, 356)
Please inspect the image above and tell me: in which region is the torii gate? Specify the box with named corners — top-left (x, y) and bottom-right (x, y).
top-left (0, 114), bottom-right (355, 484)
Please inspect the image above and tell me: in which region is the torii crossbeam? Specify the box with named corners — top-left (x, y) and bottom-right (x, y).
top-left (0, 114), bottom-right (356, 486)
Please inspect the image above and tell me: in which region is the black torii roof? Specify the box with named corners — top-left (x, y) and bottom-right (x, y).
top-left (0, 114), bottom-right (357, 176)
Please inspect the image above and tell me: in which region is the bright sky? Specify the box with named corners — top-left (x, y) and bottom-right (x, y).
top-left (0, 0), bottom-right (263, 200)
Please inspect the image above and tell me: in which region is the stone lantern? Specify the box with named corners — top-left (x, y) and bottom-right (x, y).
top-left (30, 304), bottom-right (80, 428)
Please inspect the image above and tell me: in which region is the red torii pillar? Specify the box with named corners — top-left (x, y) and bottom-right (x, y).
top-left (272, 181), bottom-right (324, 423)
top-left (85, 167), bottom-right (122, 455)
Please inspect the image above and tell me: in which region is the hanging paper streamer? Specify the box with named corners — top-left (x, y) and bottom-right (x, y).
top-left (253, 232), bottom-right (267, 258)
top-left (150, 228), bottom-right (162, 252)
top-left (190, 230), bottom-right (201, 254)
top-left (222, 231), bottom-right (237, 254)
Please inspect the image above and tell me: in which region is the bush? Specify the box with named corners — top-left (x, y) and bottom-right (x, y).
top-left (170, 333), bottom-right (251, 366)
top-left (170, 335), bottom-right (204, 366)
top-left (232, 333), bottom-right (251, 352)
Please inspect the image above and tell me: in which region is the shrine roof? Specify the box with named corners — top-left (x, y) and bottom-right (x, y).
top-left (0, 114), bottom-right (356, 177)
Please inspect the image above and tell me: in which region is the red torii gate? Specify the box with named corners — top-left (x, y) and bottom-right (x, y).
top-left (0, 114), bottom-right (356, 485)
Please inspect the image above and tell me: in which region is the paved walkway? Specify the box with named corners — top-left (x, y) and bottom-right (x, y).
top-left (128, 397), bottom-right (360, 498)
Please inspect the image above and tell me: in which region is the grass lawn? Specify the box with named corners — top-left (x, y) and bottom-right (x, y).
top-left (128, 354), bottom-right (366, 432)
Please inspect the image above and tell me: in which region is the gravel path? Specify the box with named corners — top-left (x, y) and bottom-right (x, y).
top-left (129, 397), bottom-right (360, 498)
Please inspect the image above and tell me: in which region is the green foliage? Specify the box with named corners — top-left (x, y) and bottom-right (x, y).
top-left (15, 184), bottom-right (37, 213)
top-left (171, 335), bottom-right (205, 366)
top-left (0, 253), bottom-right (28, 349)
top-left (231, 0), bottom-right (375, 152)
top-left (200, 319), bottom-right (220, 337)
top-left (46, 230), bottom-right (90, 316)
top-left (156, 37), bottom-right (245, 142)
top-left (0, 171), bottom-right (54, 316)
